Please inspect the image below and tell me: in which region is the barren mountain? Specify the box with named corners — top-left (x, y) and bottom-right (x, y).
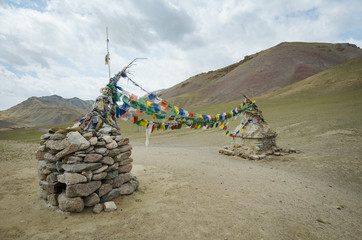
top-left (159, 42), bottom-right (362, 107)
top-left (0, 95), bottom-right (93, 128)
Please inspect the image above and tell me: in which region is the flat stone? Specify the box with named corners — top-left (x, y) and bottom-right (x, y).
top-left (47, 194), bottom-right (59, 206)
top-left (36, 150), bottom-right (46, 160)
top-left (62, 163), bottom-right (102, 173)
top-left (46, 172), bottom-right (59, 183)
top-left (44, 153), bottom-right (58, 162)
top-left (95, 148), bottom-right (109, 155)
top-left (38, 145), bottom-right (46, 152)
top-left (56, 144), bottom-right (79, 159)
top-left (41, 133), bottom-right (51, 140)
top-left (117, 138), bottom-right (129, 146)
top-left (66, 181), bottom-right (101, 197)
top-left (84, 154), bottom-right (103, 163)
top-left (93, 203), bottom-right (103, 214)
top-left (89, 137), bottom-right (98, 145)
top-left (62, 172), bottom-right (87, 185)
top-left (92, 172), bottom-right (107, 181)
top-left (119, 144), bottom-right (132, 153)
top-left (84, 193), bottom-right (100, 207)
top-left (39, 181), bottom-right (65, 194)
top-left (219, 149), bottom-right (235, 156)
top-left (98, 183), bottom-right (113, 197)
top-left (118, 163), bottom-right (132, 173)
top-left (120, 180), bottom-right (139, 195)
top-left (105, 170), bottom-right (119, 179)
top-left (45, 139), bottom-right (70, 151)
top-left (95, 141), bottom-right (106, 147)
top-left (102, 135), bottom-right (113, 143)
top-left (101, 156), bottom-right (114, 165)
top-left (99, 126), bottom-right (112, 134)
top-left (67, 131), bottom-right (90, 150)
top-left (85, 146), bottom-right (95, 153)
top-left (119, 157), bottom-right (133, 166)
top-left (100, 188), bottom-right (121, 202)
top-left (115, 135), bottom-right (123, 142)
top-left (106, 140), bottom-right (118, 150)
top-left (46, 162), bottom-right (57, 171)
top-left (66, 156), bottom-right (83, 164)
top-left (49, 133), bottom-right (66, 140)
top-left (114, 151), bottom-right (132, 162)
top-left (112, 172), bottom-right (133, 188)
top-left (93, 165), bottom-right (108, 174)
top-left (108, 148), bottom-right (122, 158)
top-left (249, 154), bottom-right (260, 160)
top-left (58, 192), bottom-right (84, 213)
top-left (103, 201), bottom-right (117, 212)
top-left (107, 163), bottom-right (119, 172)
top-left (82, 132), bottom-right (93, 140)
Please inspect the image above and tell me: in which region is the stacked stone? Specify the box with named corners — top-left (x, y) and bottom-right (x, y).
top-left (36, 128), bottom-right (138, 213)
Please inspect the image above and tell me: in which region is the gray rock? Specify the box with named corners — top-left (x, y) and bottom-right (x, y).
top-left (106, 140), bottom-right (118, 150)
top-left (108, 148), bottom-right (122, 158)
top-left (45, 139), bottom-right (70, 151)
top-left (56, 161), bottom-right (63, 172)
top-left (114, 151), bottom-right (132, 162)
top-left (84, 193), bottom-right (100, 207)
top-left (67, 131), bottom-right (90, 150)
top-left (95, 148), bottom-right (109, 155)
top-left (44, 153), bottom-right (58, 162)
top-left (66, 181), bottom-right (101, 197)
top-left (35, 150), bottom-right (46, 160)
top-left (101, 156), bottom-right (114, 165)
top-left (41, 133), bottom-right (51, 140)
top-left (85, 146), bottom-right (95, 153)
top-left (117, 138), bottom-right (129, 146)
top-left (93, 203), bottom-right (103, 214)
top-left (120, 180), bottom-right (139, 195)
top-left (82, 132), bottom-right (93, 140)
top-left (93, 165), bottom-right (108, 174)
top-left (39, 186), bottom-right (50, 199)
top-left (105, 170), bottom-right (119, 179)
top-left (102, 135), bottom-right (113, 143)
top-left (103, 201), bottom-right (117, 212)
top-left (119, 157), bottom-right (133, 166)
top-left (95, 141), bottom-right (106, 147)
top-left (249, 154), bottom-right (260, 160)
top-left (38, 145), bottom-right (46, 152)
top-left (63, 172), bottom-right (87, 185)
top-left (118, 163), bottom-right (132, 173)
top-left (100, 188), bottom-right (121, 202)
top-left (46, 162), bottom-right (57, 171)
top-left (89, 137), bottom-right (98, 146)
top-left (66, 156), bottom-right (83, 164)
top-left (92, 172), bottom-right (107, 181)
top-left (112, 172), bottom-right (133, 188)
top-left (115, 135), bottom-right (123, 141)
top-left (49, 133), bottom-right (66, 140)
top-left (84, 154), bottom-right (103, 163)
top-left (56, 144), bottom-right (79, 159)
top-left (98, 183), bottom-right (113, 197)
top-left (106, 163), bottom-right (119, 172)
top-left (47, 194), bottom-right (59, 206)
top-left (62, 163), bottom-right (102, 173)
top-left (46, 172), bottom-right (60, 183)
top-left (119, 144), bottom-right (132, 153)
top-left (58, 192), bottom-right (84, 213)
top-left (99, 126), bottom-right (112, 134)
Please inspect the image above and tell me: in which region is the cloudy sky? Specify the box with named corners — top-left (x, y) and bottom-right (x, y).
top-left (0, 0), bottom-right (361, 110)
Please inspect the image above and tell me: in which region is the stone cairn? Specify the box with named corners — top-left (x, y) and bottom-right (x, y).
top-left (219, 103), bottom-right (297, 160)
top-left (36, 75), bottom-right (138, 214)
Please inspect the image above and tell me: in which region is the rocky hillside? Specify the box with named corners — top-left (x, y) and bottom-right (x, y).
top-left (159, 42), bottom-right (362, 107)
top-left (0, 95), bottom-right (93, 128)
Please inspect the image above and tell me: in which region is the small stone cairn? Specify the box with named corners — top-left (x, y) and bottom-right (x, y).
top-left (219, 106), bottom-right (297, 160)
top-left (36, 76), bottom-right (139, 213)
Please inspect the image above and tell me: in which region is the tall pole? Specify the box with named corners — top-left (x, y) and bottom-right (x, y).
top-left (106, 27), bottom-right (111, 79)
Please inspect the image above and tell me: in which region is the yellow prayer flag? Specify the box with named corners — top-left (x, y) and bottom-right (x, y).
top-left (146, 101), bottom-right (152, 108)
top-left (174, 106), bottom-right (180, 114)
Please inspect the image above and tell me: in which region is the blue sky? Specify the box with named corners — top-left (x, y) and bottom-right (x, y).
top-left (0, 0), bottom-right (361, 110)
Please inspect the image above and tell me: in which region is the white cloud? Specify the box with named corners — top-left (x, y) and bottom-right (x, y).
top-left (0, 0), bottom-right (361, 110)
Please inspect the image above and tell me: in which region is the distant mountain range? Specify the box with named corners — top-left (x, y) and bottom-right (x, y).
top-left (158, 42), bottom-right (362, 107)
top-left (0, 95), bottom-right (93, 128)
top-left (1, 42), bottom-right (361, 129)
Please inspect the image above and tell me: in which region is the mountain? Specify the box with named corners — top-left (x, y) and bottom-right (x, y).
top-left (158, 42), bottom-right (362, 107)
top-left (0, 95), bottom-right (94, 128)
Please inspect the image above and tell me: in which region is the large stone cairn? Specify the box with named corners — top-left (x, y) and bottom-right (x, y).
top-left (219, 105), bottom-right (297, 160)
top-left (36, 129), bottom-right (138, 213)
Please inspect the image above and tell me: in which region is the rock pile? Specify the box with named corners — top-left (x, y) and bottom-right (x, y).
top-left (36, 127), bottom-right (138, 213)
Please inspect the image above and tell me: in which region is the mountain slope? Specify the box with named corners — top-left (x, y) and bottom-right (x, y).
top-left (0, 95), bottom-right (93, 128)
top-left (159, 42), bottom-right (362, 107)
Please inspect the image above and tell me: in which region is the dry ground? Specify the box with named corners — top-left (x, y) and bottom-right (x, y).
top-left (0, 124), bottom-right (361, 239)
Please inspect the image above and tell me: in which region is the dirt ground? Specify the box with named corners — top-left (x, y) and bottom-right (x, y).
top-left (0, 124), bottom-right (361, 240)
